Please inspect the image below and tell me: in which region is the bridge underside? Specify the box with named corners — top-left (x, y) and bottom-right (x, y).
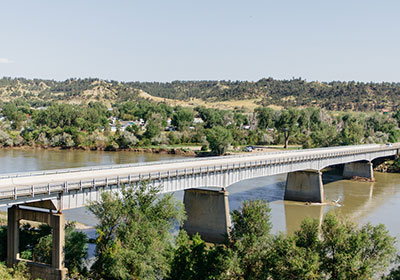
top-left (7, 202), bottom-right (67, 280)
top-left (1, 146), bottom-right (396, 252)
top-left (183, 161), bottom-right (378, 242)
top-left (284, 161), bottom-right (374, 203)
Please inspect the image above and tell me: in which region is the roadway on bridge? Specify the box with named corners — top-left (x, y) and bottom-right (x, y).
top-left (0, 144), bottom-right (389, 190)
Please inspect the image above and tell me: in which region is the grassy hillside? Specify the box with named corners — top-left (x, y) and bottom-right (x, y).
top-left (0, 78), bottom-right (137, 107)
top-left (1, 77), bottom-right (400, 111)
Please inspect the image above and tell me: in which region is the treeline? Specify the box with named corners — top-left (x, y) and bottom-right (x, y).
top-left (87, 183), bottom-right (400, 279)
top-left (1, 100), bottom-right (400, 154)
top-left (2, 77), bottom-right (400, 111)
top-left (131, 78), bottom-right (400, 111)
top-left (5, 183), bottom-right (399, 279)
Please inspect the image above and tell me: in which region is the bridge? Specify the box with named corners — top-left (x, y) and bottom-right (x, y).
top-left (2, 143), bottom-right (399, 279)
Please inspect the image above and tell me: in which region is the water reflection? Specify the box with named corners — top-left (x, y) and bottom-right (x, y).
top-left (284, 202), bottom-right (325, 235)
top-left (227, 171), bottom-right (400, 237)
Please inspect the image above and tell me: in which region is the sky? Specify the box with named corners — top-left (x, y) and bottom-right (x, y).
top-left (0, 0), bottom-right (399, 82)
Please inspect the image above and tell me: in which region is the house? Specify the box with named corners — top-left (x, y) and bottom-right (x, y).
top-left (193, 117), bottom-right (204, 124)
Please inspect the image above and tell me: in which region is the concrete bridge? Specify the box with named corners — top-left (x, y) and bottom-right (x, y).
top-left (1, 143), bottom-right (399, 279)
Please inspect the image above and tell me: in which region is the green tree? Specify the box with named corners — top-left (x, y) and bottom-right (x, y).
top-left (385, 256), bottom-right (400, 280)
top-left (171, 107), bottom-right (194, 131)
top-left (205, 126), bottom-right (233, 155)
top-left (227, 200), bottom-right (273, 279)
top-left (340, 114), bottom-right (364, 145)
top-left (319, 213), bottom-right (396, 279)
top-left (255, 107), bottom-right (276, 130)
top-left (168, 232), bottom-right (230, 280)
top-left (144, 120), bottom-right (161, 140)
top-left (88, 182), bottom-right (185, 280)
top-left (0, 262), bottom-right (30, 280)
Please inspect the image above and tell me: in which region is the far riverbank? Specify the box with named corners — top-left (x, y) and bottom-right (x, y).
top-left (0, 145), bottom-right (198, 157)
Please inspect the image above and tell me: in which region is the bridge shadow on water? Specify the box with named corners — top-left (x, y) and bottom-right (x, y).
top-left (228, 180), bottom-right (286, 211)
top-left (228, 182), bottom-right (285, 209)
top-left (322, 166), bottom-right (346, 185)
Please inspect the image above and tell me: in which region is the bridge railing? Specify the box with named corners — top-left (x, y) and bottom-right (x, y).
top-left (0, 148), bottom-right (297, 179)
top-left (0, 144), bottom-right (398, 201)
top-left (0, 144), bottom-right (395, 180)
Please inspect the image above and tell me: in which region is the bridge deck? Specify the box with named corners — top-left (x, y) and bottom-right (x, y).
top-left (0, 144), bottom-right (398, 207)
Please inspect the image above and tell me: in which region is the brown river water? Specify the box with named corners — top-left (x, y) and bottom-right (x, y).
top-left (0, 149), bottom-right (399, 242)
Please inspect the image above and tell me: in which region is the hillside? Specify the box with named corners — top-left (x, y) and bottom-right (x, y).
top-left (1, 77), bottom-right (400, 111)
top-left (0, 78), bottom-right (138, 107)
top-left (131, 78), bottom-right (400, 111)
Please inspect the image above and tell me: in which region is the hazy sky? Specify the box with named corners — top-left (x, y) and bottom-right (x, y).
top-left (0, 0), bottom-right (399, 82)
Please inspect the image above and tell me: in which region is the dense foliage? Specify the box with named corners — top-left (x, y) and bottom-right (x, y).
top-left (88, 182), bottom-right (185, 279)
top-left (1, 182), bottom-right (399, 279)
top-left (1, 99), bottom-right (400, 155)
top-left (0, 222), bottom-right (88, 276)
top-left (169, 201), bottom-right (398, 280)
top-left (0, 262), bottom-right (30, 280)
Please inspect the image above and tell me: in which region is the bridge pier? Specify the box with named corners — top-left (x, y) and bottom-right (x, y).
top-left (182, 188), bottom-right (231, 243)
top-left (7, 205), bottom-right (67, 280)
top-left (343, 161), bottom-right (374, 180)
top-left (284, 170), bottom-right (324, 203)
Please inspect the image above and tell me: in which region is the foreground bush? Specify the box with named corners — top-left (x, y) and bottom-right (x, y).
top-left (88, 182), bottom-right (185, 279)
top-left (169, 200), bottom-right (397, 280)
top-left (0, 262), bottom-right (30, 280)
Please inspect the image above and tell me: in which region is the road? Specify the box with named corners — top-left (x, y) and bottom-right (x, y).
top-left (0, 144), bottom-right (390, 190)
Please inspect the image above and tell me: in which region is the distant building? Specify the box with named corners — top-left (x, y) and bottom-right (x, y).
top-left (193, 117), bottom-right (204, 124)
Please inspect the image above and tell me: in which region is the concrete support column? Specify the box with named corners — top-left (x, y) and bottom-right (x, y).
top-left (6, 205), bottom-right (67, 280)
top-left (343, 161), bottom-right (374, 180)
top-left (183, 188), bottom-right (231, 243)
top-left (284, 170), bottom-right (324, 203)
top-left (51, 213), bottom-right (65, 270)
top-left (7, 205), bottom-right (19, 266)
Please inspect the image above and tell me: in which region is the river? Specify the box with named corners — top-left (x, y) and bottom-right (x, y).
top-left (1, 149), bottom-right (400, 242)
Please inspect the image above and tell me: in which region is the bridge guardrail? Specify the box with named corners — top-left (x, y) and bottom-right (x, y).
top-left (0, 144), bottom-right (392, 180)
top-left (0, 144), bottom-right (398, 201)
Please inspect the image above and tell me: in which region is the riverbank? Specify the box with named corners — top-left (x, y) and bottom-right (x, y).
top-left (0, 144), bottom-right (302, 158)
top-left (1, 145), bottom-right (198, 157)
top-left (375, 159), bottom-right (400, 173)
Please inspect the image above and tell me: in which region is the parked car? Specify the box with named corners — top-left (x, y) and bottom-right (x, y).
top-left (244, 146), bottom-right (254, 152)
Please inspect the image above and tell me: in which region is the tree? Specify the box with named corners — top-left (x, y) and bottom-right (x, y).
top-left (196, 106), bottom-right (223, 129)
top-left (0, 262), bottom-right (30, 280)
top-left (171, 107), bottom-right (194, 131)
top-left (172, 201), bottom-right (397, 280)
top-left (168, 232), bottom-right (230, 280)
top-left (385, 256), bottom-right (400, 279)
top-left (88, 182), bottom-right (185, 280)
top-left (340, 114), bottom-right (364, 145)
top-left (228, 200), bottom-right (273, 279)
top-left (255, 107), bottom-right (276, 130)
top-left (144, 120), bottom-right (161, 140)
top-left (319, 213), bottom-right (396, 279)
top-left (118, 131), bottom-right (138, 148)
top-left (205, 126), bottom-right (233, 155)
